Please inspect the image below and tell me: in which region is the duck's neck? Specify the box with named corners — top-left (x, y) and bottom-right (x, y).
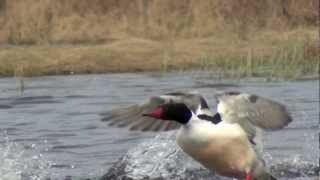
top-left (184, 114), bottom-right (213, 129)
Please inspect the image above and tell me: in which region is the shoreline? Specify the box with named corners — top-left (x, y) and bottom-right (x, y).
top-left (0, 29), bottom-right (318, 80)
top-left (1, 70), bottom-right (318, 83)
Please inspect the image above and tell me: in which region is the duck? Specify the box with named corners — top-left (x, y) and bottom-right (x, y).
top-left (101, 91), bottom-right (292, 180)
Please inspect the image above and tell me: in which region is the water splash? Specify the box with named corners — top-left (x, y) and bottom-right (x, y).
top-left (103, 132), bottom-right (319, 180)
top-left (263, 150), bottom-right (319, 179)
top-left (0, 134), bottom-right (55, 180)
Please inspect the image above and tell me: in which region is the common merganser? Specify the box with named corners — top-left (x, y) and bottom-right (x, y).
top-left (102, 92), bottom-right (292, 180)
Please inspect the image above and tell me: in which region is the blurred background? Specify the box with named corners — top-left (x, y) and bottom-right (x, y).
top-left (0, 0), bottom-right (318, 78)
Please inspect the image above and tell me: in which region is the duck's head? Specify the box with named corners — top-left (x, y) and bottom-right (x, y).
top-left (143, 103), bottom-right (192, 125)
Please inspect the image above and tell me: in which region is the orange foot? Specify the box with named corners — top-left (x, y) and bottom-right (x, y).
top-left (245, 172), bottom-right (251, 180)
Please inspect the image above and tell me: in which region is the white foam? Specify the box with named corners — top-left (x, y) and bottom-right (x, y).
top-left (0, 134), bottom-right (55, 180)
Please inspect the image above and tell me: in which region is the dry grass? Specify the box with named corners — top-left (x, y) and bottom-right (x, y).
top-left (0, 28), bottom-right (318, 79)
top-left (0, 0), bottom-right (318, 79)
top-left (0, 0), bottom-right (317, 44)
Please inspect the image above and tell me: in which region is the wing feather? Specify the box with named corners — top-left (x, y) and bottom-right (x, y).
top-left (216, 91), bottom-right (292, 143)
top-left (101, 92), bottom-right (210, 132)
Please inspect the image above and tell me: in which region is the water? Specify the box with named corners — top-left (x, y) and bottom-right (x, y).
top-left (0, 72), bottom-right (318, 180)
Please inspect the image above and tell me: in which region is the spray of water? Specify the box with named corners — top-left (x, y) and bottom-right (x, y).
top-left (0, 133), bottom-right (56, 180)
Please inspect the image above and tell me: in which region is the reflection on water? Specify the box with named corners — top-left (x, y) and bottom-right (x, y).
top-left (0, 72), bottom-right (318, 179)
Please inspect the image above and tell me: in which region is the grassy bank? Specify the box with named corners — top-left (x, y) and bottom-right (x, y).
top-left (0, 0), bottom-right (318, 79)
top-left (0, 28), bottom-right (318, 79)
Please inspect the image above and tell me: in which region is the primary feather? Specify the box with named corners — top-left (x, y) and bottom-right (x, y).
top-left (101, 92), bottom-right (210, 131)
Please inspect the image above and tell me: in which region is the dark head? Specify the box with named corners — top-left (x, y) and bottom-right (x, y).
top-left (143, 103), bottom-right (192, 124)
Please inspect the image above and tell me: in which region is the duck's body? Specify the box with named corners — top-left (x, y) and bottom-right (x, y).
top-left (102, 91), bottom-right (291, 180)
top-left (177, 119), bottom-right (255, 178)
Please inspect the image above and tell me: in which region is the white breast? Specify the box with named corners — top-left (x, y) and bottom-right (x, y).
top-left (176, 119), bottom-right (257, 176)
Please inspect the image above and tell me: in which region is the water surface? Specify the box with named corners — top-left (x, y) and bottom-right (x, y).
top-left (0, 72), bottom-right (318, 179)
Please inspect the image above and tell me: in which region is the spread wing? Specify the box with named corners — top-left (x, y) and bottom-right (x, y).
top-left (216, 92), bottom-right (292, 142)
top-left (101, 92), bottom-right (211, 132)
